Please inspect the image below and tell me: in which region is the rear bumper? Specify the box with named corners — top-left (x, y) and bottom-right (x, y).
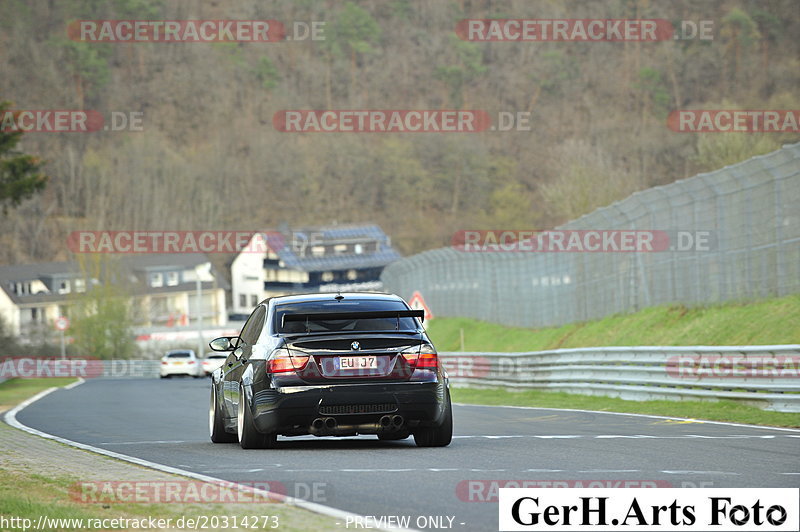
top-left (249, 380), bottom-right (448, 435)
top-left (160, 364), bottom-right (200, 376)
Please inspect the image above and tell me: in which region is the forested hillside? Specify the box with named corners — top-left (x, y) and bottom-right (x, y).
top-left (1, 0), bottom-right (798, 266)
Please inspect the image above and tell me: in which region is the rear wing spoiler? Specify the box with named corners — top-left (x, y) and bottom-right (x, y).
top-left (281, 309), bottom-right (424, 328)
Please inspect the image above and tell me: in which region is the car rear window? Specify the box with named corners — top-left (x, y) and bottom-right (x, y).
top-left (274, 299), bottom-right (418, 334)
top-left (167, 352), bottom-right (192, 358)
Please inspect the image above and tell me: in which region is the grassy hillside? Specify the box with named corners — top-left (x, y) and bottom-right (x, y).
top-left (1, 1), bottom-right (799, 265)
top-left (427, 294), bottom-right (800, 351)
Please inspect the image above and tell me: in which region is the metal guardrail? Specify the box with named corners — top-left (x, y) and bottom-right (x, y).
top-left (440, 346), bottom-right (800, 413)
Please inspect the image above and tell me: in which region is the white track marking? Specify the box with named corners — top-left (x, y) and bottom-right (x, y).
top-left (99, 440), bottom-right (187, 445)
top-left (454, 434), bottom-right (796, 440)
top-left (64, 378), bottom-right (85, 390)
top-left (661, 471), bottom-right (740, 475)
top-left (578, 469), bottom-right (641, 473)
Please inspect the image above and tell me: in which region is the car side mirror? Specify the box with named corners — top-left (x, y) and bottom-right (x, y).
top-left (209, 336), bottom-right (239, 352)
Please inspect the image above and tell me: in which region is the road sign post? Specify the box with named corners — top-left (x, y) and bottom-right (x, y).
top-left (55, 316), bottom-right (70, 359)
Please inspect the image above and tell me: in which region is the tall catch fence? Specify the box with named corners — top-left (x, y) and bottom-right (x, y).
top-left (382, 143), bottom-right (800, 328)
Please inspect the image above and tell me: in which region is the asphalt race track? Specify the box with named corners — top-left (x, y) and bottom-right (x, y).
top-left (15, 378), bottom-right (800, 531)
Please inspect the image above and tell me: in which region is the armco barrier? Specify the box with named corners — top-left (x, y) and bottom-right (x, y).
top-left (440, 345), bottom-right (800, 412)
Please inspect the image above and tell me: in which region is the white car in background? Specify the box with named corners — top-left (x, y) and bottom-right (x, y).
top-left (160, 349), bottom-right (203, 378)
top-left (202, 353), bottom-right (227, 376)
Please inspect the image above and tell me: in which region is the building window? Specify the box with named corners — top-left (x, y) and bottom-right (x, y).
top-left (166, 272), bottom-right (179, 286)
top-left (58, 281), bottom-right (70, 294)
top-left (334, 244), bottom-right (347, 254)
top-left (311, 245), bottom-right (325, 257)
top-left (251, 294), bottom-right (258, 306)
top-left (321, 272), bottom-right (334, 282)
top-left (354, 244), bottom-right (363, 254)
top-left (277, 270), bottom-right (308, 283)
top-left (74, 278), bottom-right (85, 292)
top-left (151, 273), bottom-right (163, 287)
top-left (239, 294), bottom-right (247, 307)
top-left (346, 269), bottom-right (358, 281)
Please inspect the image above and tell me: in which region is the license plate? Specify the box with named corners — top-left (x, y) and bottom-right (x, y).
top-left (335, 356), bottom-right (378, 370)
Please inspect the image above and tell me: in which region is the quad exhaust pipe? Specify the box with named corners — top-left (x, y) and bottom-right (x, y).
top-left (310, 415), bottom-right (404, 436)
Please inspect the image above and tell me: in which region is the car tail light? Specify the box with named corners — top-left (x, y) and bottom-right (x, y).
top-left (188, 360), bottom-right (195, 364)
top-left (402, 345), bottom-right (438, 369)
top-left (268, 349), bottom-right (309, 373)
top-left (161, 360), bottom-right (168, 365)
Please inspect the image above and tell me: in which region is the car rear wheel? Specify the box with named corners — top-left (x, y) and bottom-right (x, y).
top-left (413, 389), bottom-right (452, 447)
top-left (209, 385), bottom-right (236, 443)
top-left (237, 385), bottom-right (277, 449)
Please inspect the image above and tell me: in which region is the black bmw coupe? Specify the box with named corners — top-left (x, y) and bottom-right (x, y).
top-left (208, 293), bottom-right (452, 449)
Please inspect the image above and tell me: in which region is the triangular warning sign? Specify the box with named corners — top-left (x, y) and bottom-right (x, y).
top-left (408, 291), bottom-right (433, 321)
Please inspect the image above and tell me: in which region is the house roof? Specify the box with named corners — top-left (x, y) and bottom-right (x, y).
top-left (263, 224), bottom-right (402, 273)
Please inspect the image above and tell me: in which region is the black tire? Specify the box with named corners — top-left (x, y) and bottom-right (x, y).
top-left (237, 385), bottom-right (277, 449)
top-left (209, 384), bottom-right (237, 443)
top-left (413, 389), bottom-right (453, 447)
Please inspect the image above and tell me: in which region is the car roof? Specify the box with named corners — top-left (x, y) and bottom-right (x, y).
top-left (267, 292), bottom-right (404, 306)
